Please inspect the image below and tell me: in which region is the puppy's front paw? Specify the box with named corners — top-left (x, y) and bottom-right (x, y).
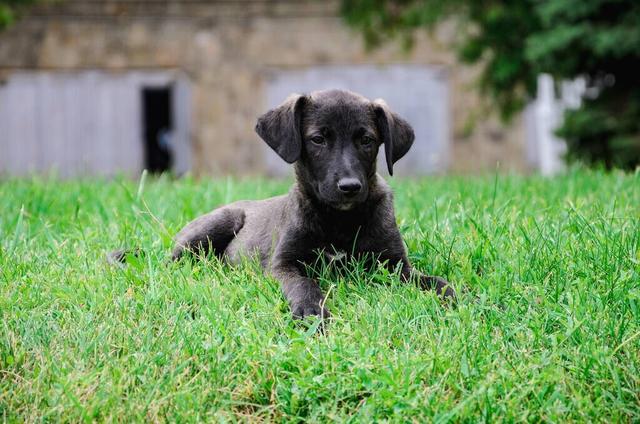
top-left (422, 275), bottom-right (457, 303)
top-left (291, 299), bottom-right (331, 320)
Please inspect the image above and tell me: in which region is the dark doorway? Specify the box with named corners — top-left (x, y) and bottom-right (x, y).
top-left (142, 87), bottom-right (173, 173)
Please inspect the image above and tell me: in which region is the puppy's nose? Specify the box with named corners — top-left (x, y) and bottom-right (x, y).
top-left (337, 178), bottom-right (362, 195)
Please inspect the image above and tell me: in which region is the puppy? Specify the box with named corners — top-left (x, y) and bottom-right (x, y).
top-left (166, 89), bottom-right (455, 319)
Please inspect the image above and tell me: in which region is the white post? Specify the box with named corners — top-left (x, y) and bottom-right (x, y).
top-left (535, 74), bottom-right (564, 175)
top-left (528, 74), bottom-right (586, 176)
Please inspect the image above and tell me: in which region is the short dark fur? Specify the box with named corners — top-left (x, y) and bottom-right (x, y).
top-left (116, 89), bottom-right (455, 319)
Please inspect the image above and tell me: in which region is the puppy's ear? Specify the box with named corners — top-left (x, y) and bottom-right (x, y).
top-left (373, 99), bottom-right (415, 176)
top-left (255, 94), bottom-right (308, 164)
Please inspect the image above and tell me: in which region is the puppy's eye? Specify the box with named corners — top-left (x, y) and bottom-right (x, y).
top-left (310, 135), bottom-right (325, 145)
top-left (361, 136), bottom-right (375, 146)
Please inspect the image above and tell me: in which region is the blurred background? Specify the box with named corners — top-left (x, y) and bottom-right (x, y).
top-left (1, 0), bottom-right (638, 178)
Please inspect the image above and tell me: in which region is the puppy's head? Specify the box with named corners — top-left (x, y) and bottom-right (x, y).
top-left (256, 89), bottom-right (414, 210)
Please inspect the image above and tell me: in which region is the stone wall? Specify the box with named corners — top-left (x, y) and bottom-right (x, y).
top-left (0, 0), bottom-right (528, 175)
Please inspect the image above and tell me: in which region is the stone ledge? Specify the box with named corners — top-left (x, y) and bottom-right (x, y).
top-left (30, 0), bottom-right (339, 20)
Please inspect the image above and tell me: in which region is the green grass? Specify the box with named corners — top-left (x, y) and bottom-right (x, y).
top-left (1, 169), bottom-right (639, 422)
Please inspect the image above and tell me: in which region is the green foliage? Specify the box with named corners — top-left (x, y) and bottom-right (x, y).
top-left (1, 172), bottom-right (639, 420)
top-left (342, 0), bottom-right (640, 169)
top-left (0, 0), bottom-right (42, 30)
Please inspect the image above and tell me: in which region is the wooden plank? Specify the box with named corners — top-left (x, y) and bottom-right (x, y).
top-left (38, 73), bottom-right (67, 175)
top-left (122, 72), bottom-right (144, 176)
top-left (0, 82), bottom-right (8, 175)
top-left (10, 74), bottom-right (39, 175)
top-left (0, 70), bottom-right (190, 177)
top-left (172, 75), bottom-right (192, 175)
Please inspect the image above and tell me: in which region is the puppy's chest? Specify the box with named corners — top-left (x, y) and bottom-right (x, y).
top-left (322, 249), bottom-right (348, 264)
top-left (313, 222), bottom-right (370, 254)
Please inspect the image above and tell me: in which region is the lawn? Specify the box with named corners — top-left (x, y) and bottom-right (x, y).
top-left (1, 169), bottom-right (639, 422)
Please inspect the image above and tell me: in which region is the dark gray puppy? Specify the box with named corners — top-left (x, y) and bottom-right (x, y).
top-left (166, 89), bottom-right (454, 319)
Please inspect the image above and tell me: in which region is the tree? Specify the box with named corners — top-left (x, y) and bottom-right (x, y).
top-left (341, 0), bottom-right (640, 169)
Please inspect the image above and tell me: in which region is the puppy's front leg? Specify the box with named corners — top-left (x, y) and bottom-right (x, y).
top-left (362, 225), bottom-right (456, 301)
top-left (271, 260), bottom-right (330, 320)
top-left (399, 262), bottom-right (456, 301)
top-left (372, 237), bottom-right (456, 301)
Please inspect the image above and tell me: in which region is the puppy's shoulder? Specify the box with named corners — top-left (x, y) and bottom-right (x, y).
top-left (230, 193), bottom-right (288, 216)
top-left (371, 174), bottom-right (395, 204)
top-left (367, 174), bottom-right (399, 228)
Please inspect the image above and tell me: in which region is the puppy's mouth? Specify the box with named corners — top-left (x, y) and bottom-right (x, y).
top-left (327, 194), bottom-right (367, 211)
top-left (316, 184), bottom-right (367, 211)
top-left (333, 201), bottom-right (356, 211)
